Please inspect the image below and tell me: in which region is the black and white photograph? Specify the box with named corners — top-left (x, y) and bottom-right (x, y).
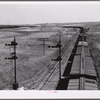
top-left (0, 1), bottom-right (100, 91)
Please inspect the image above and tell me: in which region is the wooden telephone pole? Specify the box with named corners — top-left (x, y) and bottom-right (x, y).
top-left (48, 30), bottom-right (62, 80)
top-left (5, 37), bottom-right (18, 90)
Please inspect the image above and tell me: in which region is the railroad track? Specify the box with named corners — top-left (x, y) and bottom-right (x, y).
top-left (39, 27), bottom-right (98, 90)
top-left (38, 31), bottom-right (80, 90)
top-left (56, 33), bottom-right (98, 90)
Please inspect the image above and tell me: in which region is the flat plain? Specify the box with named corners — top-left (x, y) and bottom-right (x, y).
top-left (0, 22), bottom-right (100, 90)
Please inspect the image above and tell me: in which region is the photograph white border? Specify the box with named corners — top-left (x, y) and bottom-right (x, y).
top-left (0, 1), bottom-right (100, 99)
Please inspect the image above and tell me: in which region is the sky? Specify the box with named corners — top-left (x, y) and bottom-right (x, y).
top-left (0, 1), bottom-right (100, 25)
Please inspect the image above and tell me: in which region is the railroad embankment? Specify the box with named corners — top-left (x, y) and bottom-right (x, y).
top-left (87, 34), bottom-right (100, 89)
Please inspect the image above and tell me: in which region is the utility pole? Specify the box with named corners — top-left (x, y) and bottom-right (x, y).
top-left (43, 38), bottom-right (45, 56)
top-left (48, 30), bottom-right (62, 80)
top-left (5, 37), bottom-right (18, 90)
top-left (38, 38), bottom-right (48, 56)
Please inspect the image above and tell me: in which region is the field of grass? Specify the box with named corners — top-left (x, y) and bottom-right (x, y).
top-left (0, 24), bottom-right (79, 90)
top-left (86, 23), bottom-right (100, 89)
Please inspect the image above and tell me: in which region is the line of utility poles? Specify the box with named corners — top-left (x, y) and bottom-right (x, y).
top-left (4, 30), bottom-right (62, 90)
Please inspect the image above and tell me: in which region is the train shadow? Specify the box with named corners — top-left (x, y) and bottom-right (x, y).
top-left (56, 36), bottom-right (80, 90)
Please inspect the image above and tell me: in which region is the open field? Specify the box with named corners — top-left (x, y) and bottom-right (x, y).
top-left (86, 23), bottom-right (100, 89)
top-left (0, 22), bottom-right (100, 90)
top-left (0, 24), bottom-right (79, 89)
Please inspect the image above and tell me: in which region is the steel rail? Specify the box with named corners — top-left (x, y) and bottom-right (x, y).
top-left (38, 32), bottom-right (79, 90)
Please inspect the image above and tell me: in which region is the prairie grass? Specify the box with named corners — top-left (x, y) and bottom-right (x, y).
top-left (87, 34), bottom-right (100, 89)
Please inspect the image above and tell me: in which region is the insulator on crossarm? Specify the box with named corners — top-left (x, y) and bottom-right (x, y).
top-left (5, 56), bottom-right (17, 60)
top-left (48, 45), bottom-right (51, 48)
top-left (11, 52), bottom-right (15, 55)
top-left (5, 57), bottom-right (12, 59)
top-left (5, 44), bottom-right (12, 46)
top-left (52, 59), bottom-right (57, 61)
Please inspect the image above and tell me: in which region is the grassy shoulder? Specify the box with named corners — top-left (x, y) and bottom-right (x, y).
top-left (87, 34), bottom-right (100, 89)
